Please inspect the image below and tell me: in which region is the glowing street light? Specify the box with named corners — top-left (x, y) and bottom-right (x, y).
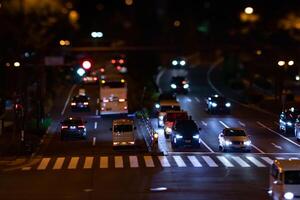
top-left (244, 7), bottom-right (254, 15)
top-left (76, 68), bottom-right (86, 76)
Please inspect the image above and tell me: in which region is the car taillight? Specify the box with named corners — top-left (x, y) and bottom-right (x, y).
top-left (93, 77), bottom-right (98, 81)
top-left (119, 98), bottom-right (125, 102)
top-left (116, 66), bottom-right (122, 71)
top-left (61, 126), bottom-right (68, 129)
top-left (103, 99), bottom-right (109, 103)
top-left (119, 59), bottom-right (124, 64)
top-left (111, 59), bottom-right (116, 64)
top-left (124, 106), bottom-right (127, 110)
top-left (83, 77), bottom-right (87, 81)
top-left (100, 68), bottom-right (105, 73)
top-left (78, 125), bottom-right (85, 128)
top-left (84, 102), bottom-right (89, 105)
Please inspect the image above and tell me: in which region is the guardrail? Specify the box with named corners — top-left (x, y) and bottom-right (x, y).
top-left (138, 111), bottom-right (160, 154)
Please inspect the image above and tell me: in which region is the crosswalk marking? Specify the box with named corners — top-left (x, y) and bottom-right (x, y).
top-left (68, 157), bottom-right (79, 169)
top-left (173, 156), bottom-right (186, 167)
top-left (158, 156), bottom-right (171, 167)
top-left (115, 156), bottom-right (123, 168)
top-left (144, 156), bottom-right (154, 167)
top-left (37, 158), bottom-right (51, 170)
top-left (202, 156), bottom-right (218, 167)
top-left (246, 156), bottom-right (266, 167)
top-left (83, 157), bottom-right (94, 169)
top-left (231, 156), bottom-right (250, 167)
top-left (129, 156), bottom-right (139, 168)
top-left (187, 156), bottom-right (202, 167)
top-left (100, 156), bottom-right (108, 169)
top-left (217, 156), bottom-right (234, 167)
top-left (261, 157), bottom-right (273, 165)
top-left (53, 157), bottom-right (65, 170)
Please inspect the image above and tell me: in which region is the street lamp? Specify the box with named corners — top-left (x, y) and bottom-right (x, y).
top-left (244, 7), bottom-right (254, 15)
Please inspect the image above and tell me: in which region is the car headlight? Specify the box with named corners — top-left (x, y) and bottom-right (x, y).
top-left (71, 102), bottom-right (76, 106)
top-left (287, 122), bottom-right (293, 126)
top-left (159, 115), bottom-right (164, 120)
top-left (171, 84), bottom-right (177, 89)
top-left (193, 134), bottom-right (200, 139)
top-left (211, 102), bottom-right (217, 107)
top-left (155, 103), bottom-right (160, 109)
top-left (166, 127), bottom-right (172, 133)
top-left (180, 60), bottom-right (186, 66)
top-left (176, 134), bottom-right (183, 139)
top-left (244, 140), bottom-right (251, 146)
top-left (284, 192), bottom-right (294, 200)
top-left (225, 140), bottom-right (232, 146)
top-left (183, 84), bottom-right (189, 89)
top-left (225, 102), bottom-right (231, 107)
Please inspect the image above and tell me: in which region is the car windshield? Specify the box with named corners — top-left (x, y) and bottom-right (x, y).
top-left (166, 113), bottom-right (188, 122)
top-left (114, 125), bottom-right (133, 132)
top-left (62, 119), bottom-right (82, 126)
top-left (160, 105), bottom-right (180, 112)
top-left (73, 95), bottom-right (88, 102)
top-left (176, 120), bottom-right (198, 133)
top-left (211, 97), bottom-right (226, 103)
top-left (172, 77), bottom-right (186, 84)
top-left (102, 81), bottom-right (125, 88)
top-left (284, 171), bottom-right (300, 184)
top-left (224, 129), bottom-right (246, 136)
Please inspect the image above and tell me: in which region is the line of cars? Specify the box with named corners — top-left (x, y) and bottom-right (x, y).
top-left (279, 107), bottom-right (300, 141)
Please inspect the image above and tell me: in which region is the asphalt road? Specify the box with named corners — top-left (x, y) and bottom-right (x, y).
top-left (1, 64), bottom-right (300, 200)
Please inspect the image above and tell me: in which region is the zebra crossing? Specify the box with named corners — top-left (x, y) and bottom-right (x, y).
top-left (21, 154), bottom-right (299, 171)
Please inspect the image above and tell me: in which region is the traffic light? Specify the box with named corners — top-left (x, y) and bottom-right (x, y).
top-left (76, 68), bottom-right (86, 76)
top-left (82, 60), bottom-right (92, 70)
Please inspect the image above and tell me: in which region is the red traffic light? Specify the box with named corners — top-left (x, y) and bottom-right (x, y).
top-left (82, 60), bottom-right (92, 70)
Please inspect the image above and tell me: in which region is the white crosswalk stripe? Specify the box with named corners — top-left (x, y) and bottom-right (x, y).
top-left (261, 157), bottom-right (273, 165)
top-left (144, 156), bottom-right (155, 167)
top-left (158, 156), bottom-right (171, 167)
top-left (187, 156), bottom-right (202, 167)
top-left (202, 156), bottom-right (218, 167)
top-left (37, 158), bottom-right (51, 170)
top-left (68, 157), bottom-right (79, 169)
top-left (83, 157), bottom-right (94, 169)
top-left (100, 156), bottom-right (108, 168)
top-left (129, 156), bottom-right (139, 168)
top-left (217, 156), bottom-right (234, 167)
top-left (53, 157), bottom-right (65, 170)
top-left (231, 156), bottom-right (250, 167)
top-left (173, 156), bottom-right (186, 167)
top-left (115, 156), bottom-right (123, 168)
top-left (246, 156), bottom-right (266, 167)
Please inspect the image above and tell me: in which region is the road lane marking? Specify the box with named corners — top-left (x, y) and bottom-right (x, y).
top-left (94, 122), bottom-right (98, 129)
top-left (199, 138), bottom-right (215, 153)
top-left (217, 156), bottom-right (234, 167)
top-left (261, 157), bottom-right (274, 165)
top-left (37, 158), bottom-right (51, 170)
top-left (115, 156), bottom-right (123, 168)
top-left (61, 84), bottom-right (76, 116)
top-left (257, 121), bottom-right (300, 148)
top-left (53, 157), bottom-right (65, 170)
top-left (100, 156), bottom-right (108, 168)
top-left (219, 121), bottom-right (229, 128)
top-left (201, 121), bottom-right (207, 126)
top-left (21, 167), bottom-right (32, 171)
top-left (173, 156), bottom-right (186, 167)
top-left (158, 156), bottom-right (171, 167)
top-left (96, 109), bottom-right (99, 116)
top-left (271, 143), bottom-right (282, 150)
top-left (187, 156), bottom-right (202, 167)
top-left (68, 157), bottom-right (79, 169)
top-left (144, 156), bottom-right (155, 167)
top-left (246, 156), bottom-right (266, 167)
top-left (276, 157), bottom-right (284, 160)
top-left (202, 156), bottom-right (218, 167)
top-left (195, 97), bottom-right (201, 103)
top-left (231, 156), bottom-right (250, 167)
top-left (129, 156), bottom-right (139, 168)
top-left (83, 157), bottom-right (94, 169)
top-left (251, 144), bottom-right (265, 154)
top-left (92, 137), bottom-right (96, 146)
top-left (238, 121), bottom-right (246, 127)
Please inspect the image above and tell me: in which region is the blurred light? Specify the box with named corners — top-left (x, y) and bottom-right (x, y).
top-left (225, 102), bottom-right (231, 107)
top-left (82, 60), bottom-right (92, 70)
top-left (119, 59), bottom-right (125, 64)
top-left (244, 7), bottom-right (254, 15)
top-left (155, 103), bottom-right (160, 109)
top-left (24, 52), bottom-right (30, 58)
top-left (59, 40), bottom-right (66, 46)
top-left (5, 62), bottom-right (10, 67)
top-left (69, 10), bottom-right (79, 23)
top-left (66, 2), bottom-right (73, 9)
top-left (284, 192), bottom-right (294, 200)
top-left (180, 60), bottom-right (186, 66)
top-left (14, 62), bottom-right (20, 67)
top-left (101, 80), bottom-right (106, 84)
top-left (288, 60), bottom-right (294, 66)
top-left (256, 50), bottom-right (262, 55)
top-left (121, 79), bottom-right (125, 83)
top-left (76, 68), bottom-right (86, 76)
top-left (100, 68), bottom-right (105, 73)
top-left (183, 84), bottom-right (189, 89)
top-left (172, 60), bottom-right (178, 66)
top-left (91, 32), bottom-right (103, 38)
top-left (116, 66), bottom-right (122, 71)
top-left (174, 20), bottom-right (181, 27)
top-left (64, 40), bottom-right (70, 46)
top-left (171, 84), bottom-right (177, 89)
top-left (125, 0), bottom-right (133, 6)
top-left (296, 75), bottom-right (300, 81)
top-left (278, 60), bottom-right (285, 66)
top-left (111, 59), bottom-right (116, 64)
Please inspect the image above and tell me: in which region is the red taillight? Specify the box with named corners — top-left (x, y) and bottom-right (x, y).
top-left (119, 59), bottom-right (124, 64)
top-left (78, 125), bottom-right (85, 128)
top-left (100, 68), bottom-right (105, 73)
top-left (111, 59), bottom-right (116, 64)
top-left (93, 77), bottom-right (98, 81)
top-left (61, 126), bottom-right (68, 129)
top-left (116, 66), bottom-right (122, 71)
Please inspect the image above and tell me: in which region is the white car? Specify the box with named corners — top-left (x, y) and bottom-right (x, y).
top-left (218, 128), bottom-right (251, 152)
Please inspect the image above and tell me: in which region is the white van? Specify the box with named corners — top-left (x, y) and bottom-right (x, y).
top-left (269, 159), bottom-right (300, 200)
top-left (112, 119), bottom-right (136, 147)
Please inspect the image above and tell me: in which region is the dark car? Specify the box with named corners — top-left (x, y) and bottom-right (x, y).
top-left (70, 95), bottom-right (90, 111)
top-left (206, 95), bottom-right (231, 114)
top-left (170, 76), bottom-right (189, 94)
top-left (60, 117), bottom-right (87, 140)
top-left (170, 119), bottom-right (201, 149)
top-left (279, 107), bottom-right (300, 134)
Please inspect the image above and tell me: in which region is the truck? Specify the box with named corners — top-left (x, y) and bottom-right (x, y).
top-left (111, 119), bottom-right (136, 147)
top-left (99, 78), bottom-right (128, 115)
